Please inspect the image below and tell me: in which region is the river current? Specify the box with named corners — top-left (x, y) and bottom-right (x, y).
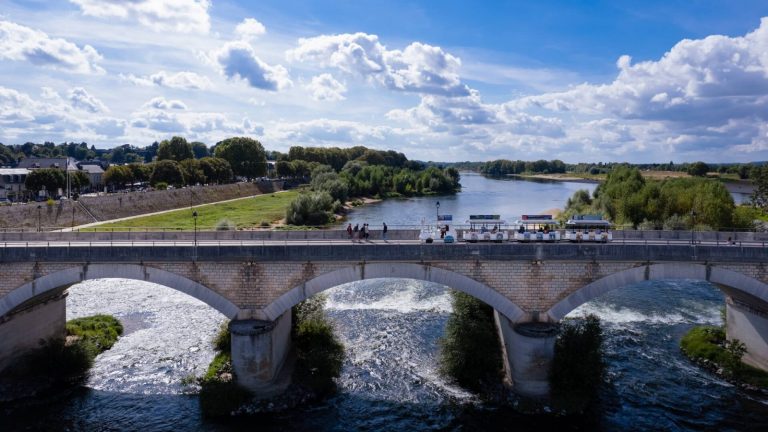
top-left (4, 173), bottom-right (768, 431)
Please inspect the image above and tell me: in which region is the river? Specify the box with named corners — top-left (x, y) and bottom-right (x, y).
top-left (3, 173), bottom-right (768, 431)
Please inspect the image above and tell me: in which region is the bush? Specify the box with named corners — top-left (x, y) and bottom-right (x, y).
top-left (285, 191), bottom-right (335, 226)
top-left (637, 219), bottom-right (658, 230)
top-left (550, 314), bottom-right (605, 413)
top-left (292, 295), bottom-right (345, 395)
top-left (662, 214), bottom-right (687, 230)
top-left (66, 314), bottom-right (123, 353)
top-left (212, 322), bottom-right (231, 352)
top-left (155, 181), bottom-right (168, 190)
top-left (439, 291), bottom-right (502, 392)
top-left (215, 218), bottom-right (236, 230)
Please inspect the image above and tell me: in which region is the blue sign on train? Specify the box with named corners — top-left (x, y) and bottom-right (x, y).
top-left (437, 214), bottom-right (453, 221)
top-left (521, 215), bottom-right (553, 220)
top-left (469, 215), bottom-right (500, 220)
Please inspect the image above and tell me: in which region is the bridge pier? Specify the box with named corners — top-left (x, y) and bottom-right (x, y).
top-left (229, 310), bottom-right (292, 397)
top-left (725, 297), bottom-right (768, 371)
top-left (0, 291), bottom-right (67, 372)
top-left (494, 311), bottom-right (558, 398)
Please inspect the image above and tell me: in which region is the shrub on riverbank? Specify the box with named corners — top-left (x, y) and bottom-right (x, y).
top-left (66, 314), bottom-right (123, 357)
top-left (680, 326), bottom-right (768, 387)
top-left (285, 191), bottom-right (339, 226)
top-left (439, 291), bottom-right (503, 392)
top-left (549, 314), bottom-right (605, 414)
top-left (292, 294), bottom-right (345, 396)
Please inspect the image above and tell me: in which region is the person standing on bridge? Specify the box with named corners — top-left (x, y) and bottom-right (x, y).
top-left (347, 223), bottom-right (353, 239)
top-left (382, 222), bottom-right (388, 241)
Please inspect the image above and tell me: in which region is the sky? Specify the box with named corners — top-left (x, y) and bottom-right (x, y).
top-left (1, 1), bottom-right (768, 163)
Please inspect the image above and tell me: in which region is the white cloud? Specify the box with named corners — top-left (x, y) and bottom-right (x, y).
top-left (69, 0), bottom-right (211, 34)
top-left (235, 18), bottom-right (266, 40)
top-left (288, 32), bottom-right (469, 97)
top-left (121, 70), bottom-right (213, 90)
top-left (0, 86), bottom-right (126, 142)
top-left (69, 87), bottom-right (108, 113)
top-left (267, 118), bottom-right (393, 145)
top-left (143, 97), bottom-right (187, 110)
top-left (0, 20), bottom-right (104, 74)
top-left (210, 41), bottom-right (292, 91)
top-left (306, 73), bottom-right (347, 101)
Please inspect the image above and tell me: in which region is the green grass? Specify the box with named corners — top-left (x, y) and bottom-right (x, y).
top-left (66, 314), bottom-right (124, 356)
top-left (681, 325), bottom-right (768, 388)
top-left (84, 190), bottom-right (299, 231)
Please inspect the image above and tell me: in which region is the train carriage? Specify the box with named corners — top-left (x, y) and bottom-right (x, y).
top-left (462, 215), bottom-right (508, 242)
top-left (564, 215), bottom-right (612, 242)
top-left (513, 214), bottom-right (561, 242)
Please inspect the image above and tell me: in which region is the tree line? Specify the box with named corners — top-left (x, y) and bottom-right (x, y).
top-left (280, 146), bottom-right (461, 225)
top-left (563, 165), bottom-right (755, 230)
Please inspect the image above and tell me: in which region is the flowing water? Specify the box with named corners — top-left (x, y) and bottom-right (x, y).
top-left (4, 173), bottom-right (768, 431)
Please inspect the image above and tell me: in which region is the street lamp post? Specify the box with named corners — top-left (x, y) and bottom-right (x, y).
top-left (193, 210), bottom-right (198, 257)
top-left (71, 203), bottom-right (76, 229)
top-left (436, 201), bottom-right (440, 220)
top-left (37, 204), bottom-right (41, 232)
top-left (690, 209), bottom-right (697, 245)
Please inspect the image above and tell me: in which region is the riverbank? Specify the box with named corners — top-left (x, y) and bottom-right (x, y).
top-left (680, 325), bottom-right (768, 389)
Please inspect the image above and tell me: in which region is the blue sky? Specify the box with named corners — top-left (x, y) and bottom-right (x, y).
top-left (1, 1), bottom-right (768, 163)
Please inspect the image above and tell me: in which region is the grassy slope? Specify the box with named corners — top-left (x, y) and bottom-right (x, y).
top-left (87, 190), bottom-right (299, 231)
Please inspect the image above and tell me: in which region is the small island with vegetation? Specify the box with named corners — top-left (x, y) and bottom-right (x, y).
top-left (680, 314), bottom-right (768, 389)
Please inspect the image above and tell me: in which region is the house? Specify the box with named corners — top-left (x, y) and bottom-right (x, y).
top-left (0, 168), bottom-right (29, 201)
top-left (79, 164), bottom-right (105, 191)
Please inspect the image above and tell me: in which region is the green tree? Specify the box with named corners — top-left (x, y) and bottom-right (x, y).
top-left (751, 166), bottom-right (768, 211)
top-left (214, 137), bottom-right (267, 179)
top-left (24, 169), bottom-right (65, 197)
top-left (180, 159), bottom-right (206, 185)
top-left (71, 170), bottom-right (90, 191)
top-left (687, 161), bottom-right (710, 177)
top-left (199, 157), bottom-right (233, 184)
top-left (150, 160), bottom-right (185, 187)
top-left (550, 314), bottom-right (605, 413)
top-left (190, 141), bottom-right (210, 159)
top-left (103, 165), bottom-right (134, 190)
top-left (439, 291), bottom-right (502, 391)
top-left (157, 136), bottom-right (194, 162)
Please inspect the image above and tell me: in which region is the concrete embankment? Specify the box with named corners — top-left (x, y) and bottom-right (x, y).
top-left (0, 181), bottom-right (283, 231)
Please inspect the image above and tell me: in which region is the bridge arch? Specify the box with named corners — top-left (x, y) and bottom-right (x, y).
top-left (0, 263), bottom-right (239, 319)
top-left (262, 262), bottom-right (527, 322)
top-left (546, 263), bottom-right (768, 321)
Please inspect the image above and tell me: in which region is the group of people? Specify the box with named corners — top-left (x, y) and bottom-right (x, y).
top-left (346, 222), bottom-right (388, 241)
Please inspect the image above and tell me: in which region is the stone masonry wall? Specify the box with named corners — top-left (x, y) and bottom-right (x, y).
top-left (6, 258), bottom-right (768, 322)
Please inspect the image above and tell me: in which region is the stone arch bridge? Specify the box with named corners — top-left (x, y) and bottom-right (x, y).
top-left (2, 234), bottom-right (768, 398)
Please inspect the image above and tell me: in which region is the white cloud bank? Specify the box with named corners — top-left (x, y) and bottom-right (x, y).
top-left (0, 20), bottom-right (104, 74)
top-left (235, 18), bottom-right (266, 40)
top-left (69, 0), bottom-right (211, 34)
top-left (288, 32), bottom-right (469, 97)
top-left (121, 71), bottom-right (212, 90)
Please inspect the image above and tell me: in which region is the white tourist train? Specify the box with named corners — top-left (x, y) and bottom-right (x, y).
top-left (462, 215), bottom-right (508, 243)
top-left (513, 214), bottom-right (561, 242)
top-left (420, 214), bottom-right (456, 243)
top-left (563, 214), bottom-right (612, 242)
